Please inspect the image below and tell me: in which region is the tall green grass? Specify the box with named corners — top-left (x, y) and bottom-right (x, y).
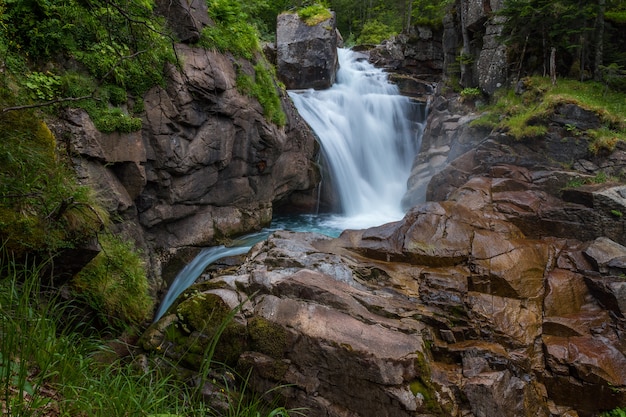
top-left (0, 251), bottom-right (305, 416)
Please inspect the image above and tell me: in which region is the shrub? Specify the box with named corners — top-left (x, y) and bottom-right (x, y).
top-left (357, 20), bottom-right (396, 45)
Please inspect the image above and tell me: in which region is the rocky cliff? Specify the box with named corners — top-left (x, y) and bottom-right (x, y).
top-left (367, 0), bottom-right (507, 95)
top-left (50, 6), bottom-right (321, 287)
top-left (142, 90), bottom-right (626, 416)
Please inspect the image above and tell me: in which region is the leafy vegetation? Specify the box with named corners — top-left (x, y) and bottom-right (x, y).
top-left (297, 3), bottom-right (333, 25)
top-left (0, 0), bottom-right (175, 132)
top-left (499, 0), bottom-right (626, 85)
top-left (0, 257), bottom-right (304, 416)
top-left (471, 76), bottom-right (626, 146)
top-left (200, 0), bottom-right (287, 125)
top-left (603, 408), bottom-right (626, 417)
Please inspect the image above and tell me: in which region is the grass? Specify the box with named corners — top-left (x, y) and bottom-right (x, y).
top-left (0, 252), bottom-right (306, 417)
top-left (296, 4), bottom-right (333, 26)
top-left (471, 76), bottom-right (626, 147)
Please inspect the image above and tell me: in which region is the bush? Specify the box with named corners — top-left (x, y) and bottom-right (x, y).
top-left (357, 20), bottom-right (396, 45)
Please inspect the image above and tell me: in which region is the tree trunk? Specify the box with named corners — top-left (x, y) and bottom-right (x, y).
top-left (460, 1), bottom-right (472, 87)
top-left (550, 47), bottom-right (557, 85)
top-left (406, 0), bottom-right (412, 32)
top-left (594, 0), bottom-right (606, 81)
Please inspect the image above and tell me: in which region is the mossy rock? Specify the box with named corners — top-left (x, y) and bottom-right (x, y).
top-left (248, 316), bottom-right (289, 359)
top-left (174, 292), bottom-right (248, 366)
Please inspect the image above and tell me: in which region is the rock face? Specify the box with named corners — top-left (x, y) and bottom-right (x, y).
top-left (141, 88), bottom-right (626, 417)
top-left (366, 0), bottom-right (508, 95)
top-left (154, 0), bottom-right (210, 43)
top-left (53, 42), bottom-right (320, 283)
top-left (367, 26), bottom-right (444, 82)
top-left (276, 11), bottom-right (339, 90)
top-left (143, 215), bottom-right (626, 416)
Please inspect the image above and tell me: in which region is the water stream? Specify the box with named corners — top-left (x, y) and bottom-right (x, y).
top-left (289, 48), bottom-right (423, 230)
top-left (153, 48), bottom-right (425, 322)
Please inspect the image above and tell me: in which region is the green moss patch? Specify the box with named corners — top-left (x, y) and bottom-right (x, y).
top-left (472, 76), bottom-right (626, 145)
top-left (297, 4), bottom-right (333, 26)
top-left (248, 316), bottom-right (288, 359)
top-left (72, 233), bottom-right (152, 327)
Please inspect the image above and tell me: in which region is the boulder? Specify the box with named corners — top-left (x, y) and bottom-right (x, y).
top-left (276, 11), bottom-right (339, 90)
top-left (143, 199), bottom-right (626, 416)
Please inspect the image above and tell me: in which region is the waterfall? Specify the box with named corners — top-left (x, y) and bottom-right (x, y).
top-left (153, 48), bottom-right (425, 322)
top-left (288, 48), bottom-right (422, 230)
top-left (153, 232), bottom-right (268, 322)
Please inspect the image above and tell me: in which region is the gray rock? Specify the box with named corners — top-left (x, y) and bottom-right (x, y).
top-left (276, 11), bottom-right (339, 90)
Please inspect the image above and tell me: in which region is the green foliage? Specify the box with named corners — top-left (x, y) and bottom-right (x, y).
top-left (460, 87), bottom-right (482, 101)
top-left (237, 61), bottom-right (286, 126)
top-left (24, 72), bottom-right (62, 101)
top-left (472, 76), bottom-right (626, 143)
top-left (599, 63), bottom-right (626, 93)
top-left (0, 256), bottom-right (301, 416)
top-left (0, 109), bottom-right (108, 257)
top-left (297, 3), bottom-right (333, 26)
top-left (603, 408), bottom-right (626, 417)
top-left (357, 20), bottom-right (397, 44)
top-left (411, 0), bottom-right (454, 28)
top-left (0, 0), bottom-right (174, 134)
top-left (200, 0), bottom-right (260, 60)
top-left (499, 0), bottom-right (626, 78)
top-left (72, 233), bottom-right (152, 327)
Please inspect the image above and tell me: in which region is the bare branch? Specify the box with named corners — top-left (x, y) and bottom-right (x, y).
top-left (1, 95), bottom-right (94, 113)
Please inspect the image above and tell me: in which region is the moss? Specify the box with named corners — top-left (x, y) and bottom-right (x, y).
top-left (0, 106), bottom-right (109, 256)
top-left (296, 4), bottom-right (333, 26)
top-left (409, 351), bottom-right (445, 415)
top-left (72, 233), bottom-right (152, 327)
top-left (175, 292), bottom-right (248, 366)
top-left (248, 316), bottom-right (288, 359)
top-left (477, 76), bottom-right (626, 143)
top-left (176, 293), bottom-right (231, 332)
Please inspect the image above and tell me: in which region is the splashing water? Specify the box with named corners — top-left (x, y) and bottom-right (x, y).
top-left (153, 48), bottom-right (425, 321)
top-left (288, 48), bottom-right (423, 230)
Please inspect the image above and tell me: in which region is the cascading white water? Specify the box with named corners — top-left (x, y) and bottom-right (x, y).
top-left (288, 48), bottom-right (421, 230)
top-left (153, 48), bottom-right (425, 321)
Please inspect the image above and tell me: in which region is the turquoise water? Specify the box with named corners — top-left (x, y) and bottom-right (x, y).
top-left (153, 49), bottom-right (424, 322)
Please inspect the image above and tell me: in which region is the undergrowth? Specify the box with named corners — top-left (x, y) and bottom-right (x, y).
top-left (471, 76), bottom-right (626, 150)
top-left (0, 0), bottom-right (175, 133)
top-left (0, 102), bottom-right (109, 257)
top-left (0, 254), bottom-right (305, 416)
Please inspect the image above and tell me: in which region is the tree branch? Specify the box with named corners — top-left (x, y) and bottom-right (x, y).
top-left (1, 95), bottom-right (94, 113)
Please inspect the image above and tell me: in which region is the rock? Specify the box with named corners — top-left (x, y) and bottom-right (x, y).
top-left (155, 0), bottom-right (210, 43)
top-left (276, 11), bottom-right (339, 90)
top-left (144, 198), bottom-right (626, 416)
top-left (367, 27), bottom-right (444, 83)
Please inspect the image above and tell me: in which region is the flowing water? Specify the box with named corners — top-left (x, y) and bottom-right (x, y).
top-left (289, 48), bottom-right (423, 230)
top-left (153, 48), bottom-right (425, 322)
